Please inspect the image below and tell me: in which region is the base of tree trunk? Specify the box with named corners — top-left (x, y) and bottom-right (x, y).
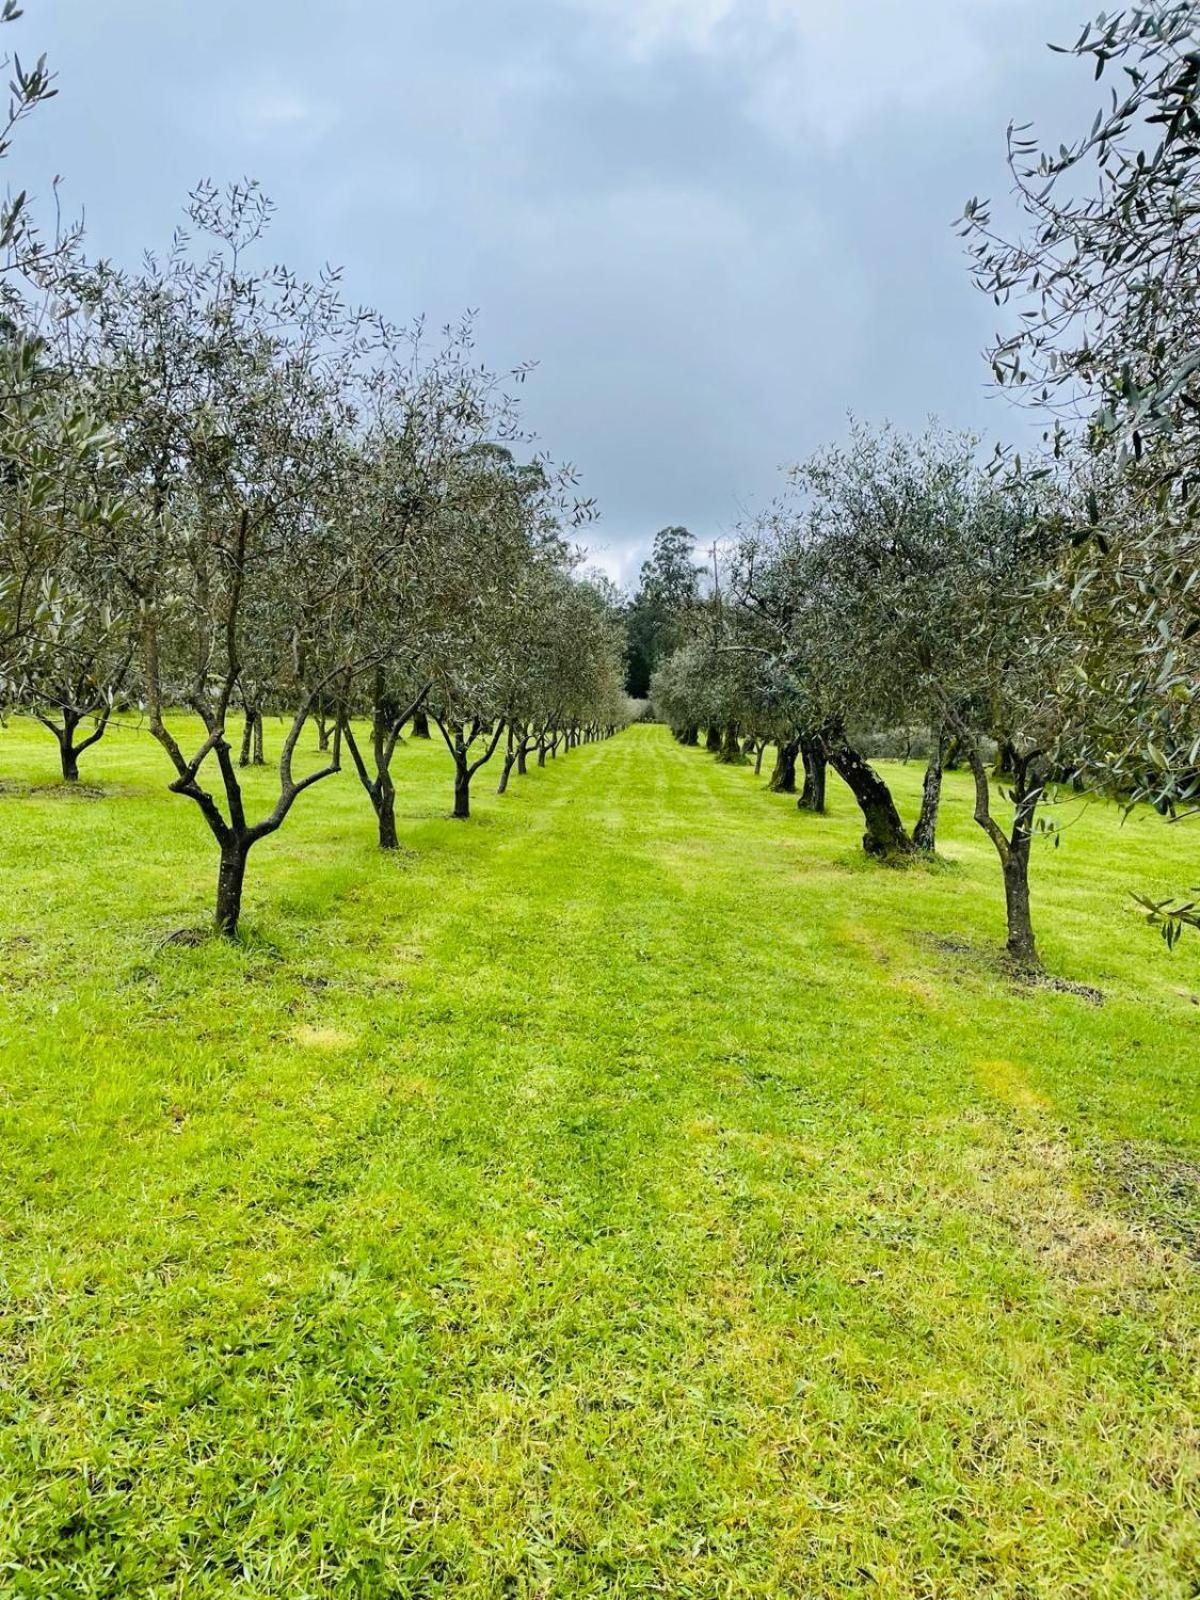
top-left (798, 739), bottom-right (827, 813)
top-left (824, 734), bottom-right (913, 856)
top-left (768, 740), bottom-right (798, 794)
top-left (377, 795), bottom-right (399, 849)
top-left (215, 845), bottom-right (249, 937)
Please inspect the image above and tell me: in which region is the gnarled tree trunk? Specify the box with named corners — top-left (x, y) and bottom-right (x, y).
top-left (798, 736), bottom-right (827, 814)
top-left (718, 721), bottom-right (744, 764)
top-left (822, 726), bottom-right (912, 856)
top-left (769, 737), bottom-right (799, 794)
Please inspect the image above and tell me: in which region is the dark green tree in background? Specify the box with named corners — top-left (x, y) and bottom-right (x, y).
top-left (623, 525), bottom-right (701, 695)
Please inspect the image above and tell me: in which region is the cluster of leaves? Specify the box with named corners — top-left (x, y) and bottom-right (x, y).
top-left (963, 2), bottom-right (1200, 940)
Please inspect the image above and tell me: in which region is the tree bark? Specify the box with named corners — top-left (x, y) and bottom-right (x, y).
top-left (376, 782), bottom-right (398, 849)
top-left (718, 721), bottom-right (744, 764)
top-left (769, 737), bottom-right (799, 794)
top-left (993, 740), bottom-right (1016, 780)
top-left (215, 840), bottom-right (249, 936)
top-left (963, 738), bottom-right (1043, 968)
top-left (57, 716), bottom-right (81, 782)
top-left (453, 760), bottom-right (471, 818)
top-left (705, 725), bottom-right (721, 753)
top-left (754, 741), bottom-right (766, 776)
top-left (410, 709), bottom-right (431, 739)
top-left (1003, 845), bottom-right (1037, 966)
top-left (497, 725), bottom-right (516, 794)
top-left (251, 712), bottom-right (264, 766)
top-left (798, 737), bottom-right (827, 814)
top-left (913, 731), bottom-right (946, 853)
top-left (822, 728), bottom-right (911, 854)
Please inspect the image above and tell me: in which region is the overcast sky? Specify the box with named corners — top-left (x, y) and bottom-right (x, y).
top-left (19, 0), bottom-right (1096, 585)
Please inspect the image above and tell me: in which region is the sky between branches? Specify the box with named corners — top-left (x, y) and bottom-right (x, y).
top-left (23, 0), bottom-right (1096, 583)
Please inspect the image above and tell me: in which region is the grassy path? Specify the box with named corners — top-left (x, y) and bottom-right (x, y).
top-left (1, 721), bottom-right (1198, 1596)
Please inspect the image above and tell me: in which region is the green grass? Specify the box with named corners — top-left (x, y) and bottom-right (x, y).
top-left (1, 717), bottom-right (1198, 1598)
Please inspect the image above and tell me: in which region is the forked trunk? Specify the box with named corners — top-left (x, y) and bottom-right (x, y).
top-left (753, 742), bottom-right (766, 776)
top-left (798, 737), bottom-right (827, 814)
top-left (58, 723), bottom-right (81, 783)
top-left (963, 739), bottom-right (1043, 969)
top-left (823, 728), bottom-right (911, 855)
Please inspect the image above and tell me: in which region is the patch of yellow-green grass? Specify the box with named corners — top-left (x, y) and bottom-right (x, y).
top-left (0, 716), bottom-right (1197, 1597)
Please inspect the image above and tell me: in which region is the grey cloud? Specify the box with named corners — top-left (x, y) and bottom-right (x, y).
top-left (22, 0), bottom-right (1098, 584)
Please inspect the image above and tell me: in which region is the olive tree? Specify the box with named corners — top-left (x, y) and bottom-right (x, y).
top-left (46, 184), bottom-right (382, 935)
top-left (336, 322), bottom-right (529, 847)
top-left (964, 1), bottom-right (1200, 938)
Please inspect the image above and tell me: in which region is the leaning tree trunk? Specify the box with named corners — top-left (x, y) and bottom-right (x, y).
top-left (798, 737), bottom-right (827, 814)
top-left (913, 730), bottom-right (946, 853)
top-left (769, 737), bottom-right (799, 794)
top-left (497, 725), bottom-right (517, 794)
top-left (822, 727), bottom-right (912, 856)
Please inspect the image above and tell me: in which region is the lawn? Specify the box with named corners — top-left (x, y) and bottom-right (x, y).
top-left (0, 717), bottom-right (1197, 1598)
